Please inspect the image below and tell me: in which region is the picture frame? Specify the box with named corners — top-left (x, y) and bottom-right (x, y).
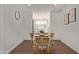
top-left (69, 8), bottom-right (76, 23)
top-left (15, 11), bottom-right (20, 20)
top-left (64, 13), bottom-right (69, 25)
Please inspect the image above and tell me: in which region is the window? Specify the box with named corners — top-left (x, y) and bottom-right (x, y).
top-left (34, 19), bottom-right (50, 33)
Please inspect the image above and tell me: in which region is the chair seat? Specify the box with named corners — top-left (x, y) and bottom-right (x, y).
top-left (38, 45), bottom-right (47, 49)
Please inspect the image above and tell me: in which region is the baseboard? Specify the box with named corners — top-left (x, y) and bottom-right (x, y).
top-left (0, 50), bottom-right (10, 54)
top-left (61, 39), bottom-right (78, 53)
top-left (3, 40), bottom-right (24, 54)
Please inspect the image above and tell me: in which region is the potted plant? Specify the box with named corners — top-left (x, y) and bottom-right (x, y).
top-left (39, 30), bottom-right (45, 36)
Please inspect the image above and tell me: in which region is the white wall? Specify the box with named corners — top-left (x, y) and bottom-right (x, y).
top-left (50, 12), bottom-right (63, 40)
top-left (51, 4), bottom-right (79, 53)
top-left (21, 10), bottom-right (32, 40)
top-left (61, 4), bottom-right (79, 53)
top-left (3, 4), bottom-right (32, 53)
top-left (0, 5), bottom-right (3, 53)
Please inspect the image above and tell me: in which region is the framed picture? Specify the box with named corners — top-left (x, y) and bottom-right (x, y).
top-left (15, 11), bottom-right (20, 20)
top-left (64, 13), bottom-right (69, 25)
top-left (69, 8), bottom-right (76, 23)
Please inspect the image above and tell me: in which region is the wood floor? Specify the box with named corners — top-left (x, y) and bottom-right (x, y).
top-left (10, 40), bottom-right (77, 54)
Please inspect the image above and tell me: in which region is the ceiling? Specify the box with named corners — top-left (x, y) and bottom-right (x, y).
top-left (24, 4), bottom-right (66, 12)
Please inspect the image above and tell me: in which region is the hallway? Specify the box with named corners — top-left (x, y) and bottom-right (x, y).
top-left (1, 4), bottom-right (79, 54)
